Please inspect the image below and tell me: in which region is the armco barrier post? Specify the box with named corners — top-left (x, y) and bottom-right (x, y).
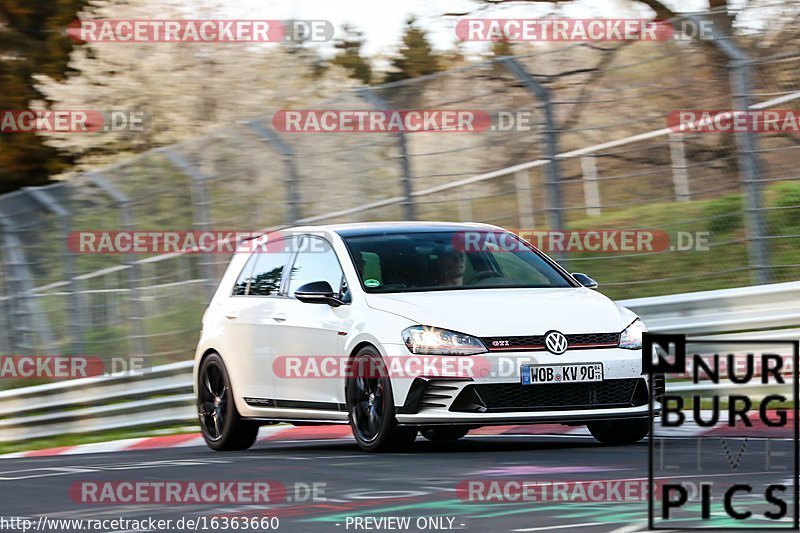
top-left (86, 173), bottom-right (148, 357)
top-left (358, 87), bottom-right (417, 221)
top-left (163, 149), bottom-right (217, 300)
top-left (499, 57), bottom-right (564, 260)
top-left (0, 216), bottom-right (35, 352)
top-left (690, 14), bottom-right (770, 284)
top-left (24, 186), bottom-right (83, 355)
top-left (248, 120), bottom-right (302, 224)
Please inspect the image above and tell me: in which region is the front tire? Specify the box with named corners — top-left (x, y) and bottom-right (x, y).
top-left (197, 352), bottom-right (259, 451)
top-left (345, 347), bottom-right (417, 452)
top-left (588, 418), bottom-right (649, 445)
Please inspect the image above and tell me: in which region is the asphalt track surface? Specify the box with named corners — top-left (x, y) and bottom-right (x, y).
top-left (0, 433), bottom-right (795, 533)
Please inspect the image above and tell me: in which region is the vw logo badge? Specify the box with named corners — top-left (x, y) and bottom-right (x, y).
top-left (544, 331), bottom-right (568, 355)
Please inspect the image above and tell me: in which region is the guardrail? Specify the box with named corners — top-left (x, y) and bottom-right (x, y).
top-left (0, 281), bottom-right (798, 444)
top-left (618, 281), bottom-right (800, 335)
top-left (0, 361), bottom-right (194, 443)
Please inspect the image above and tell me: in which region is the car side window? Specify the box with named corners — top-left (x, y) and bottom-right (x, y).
top-left (288, 236), bottom-right (345, 297)
top-left (232, 254), bottom-right (256, 295)
top-left (248, 240), bottom-right (293, 296)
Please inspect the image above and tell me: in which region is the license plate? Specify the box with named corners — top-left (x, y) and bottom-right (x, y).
top-left (521, 363), bottom-right (603, 385)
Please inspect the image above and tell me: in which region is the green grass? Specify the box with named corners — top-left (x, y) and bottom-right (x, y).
top-left (487, 181), bottom-right (800, 300)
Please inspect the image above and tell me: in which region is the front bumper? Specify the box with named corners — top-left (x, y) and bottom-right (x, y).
top-left (388, 345), bottom-right (657, 425)
top-left (396, 404), bottom-right (651, 425)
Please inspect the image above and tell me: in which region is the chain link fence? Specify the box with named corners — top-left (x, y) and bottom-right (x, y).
top-left (1, 7), bottom-right (799, 373)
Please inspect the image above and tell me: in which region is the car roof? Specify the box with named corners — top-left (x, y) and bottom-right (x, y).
top-left (232, 222), bottom-right (505, 252)
top-left (297, 221), bottom-right (502, 238)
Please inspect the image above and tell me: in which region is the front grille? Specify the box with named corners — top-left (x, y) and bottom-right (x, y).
top-left (482, 332), bottom-right (620, 351)
top-left (568, 332), bottom-right (621, 347)
top-left (484, 335), bottom-right (544, 350)
top-left (450, 378), bottom-right (646, 413)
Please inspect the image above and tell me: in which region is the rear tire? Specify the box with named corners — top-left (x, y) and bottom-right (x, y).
top-left (588, 418), bottom-right (648, 445)
top-left (197, 352), bottom-right (259, 451)
top-left (345, 347), bottom-right (417, 452)
top-left (420, 427), bottom-right (470, 442)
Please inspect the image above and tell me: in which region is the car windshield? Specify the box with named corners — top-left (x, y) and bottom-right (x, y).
top-left (341, 230), bottom-right (576, 293)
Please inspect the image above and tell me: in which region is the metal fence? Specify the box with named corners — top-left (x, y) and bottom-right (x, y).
top-left (1, 6), bottom-right (800, 370)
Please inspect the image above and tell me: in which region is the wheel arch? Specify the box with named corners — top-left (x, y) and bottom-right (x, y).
top-left (193, 348), bottom-right (221, 396)
top-left (349, 340), bottom-right (381, 359)
top-left (344, 341), bottom-right (381, 397)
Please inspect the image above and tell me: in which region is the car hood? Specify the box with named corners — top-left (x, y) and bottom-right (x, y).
top-left (365, 287), bottom-right (635, 336)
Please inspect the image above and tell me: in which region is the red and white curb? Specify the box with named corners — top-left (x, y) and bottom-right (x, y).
top-left (2, 417), bottom-right (783, 459)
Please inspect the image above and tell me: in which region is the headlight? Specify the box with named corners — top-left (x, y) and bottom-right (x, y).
top-left (619, 318), bottom-right (647, 350)
top-left (402, 326), bottom-right (487, 355)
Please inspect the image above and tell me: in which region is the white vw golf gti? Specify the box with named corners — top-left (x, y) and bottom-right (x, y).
top-left (194, 222), bottom-right (656, 452)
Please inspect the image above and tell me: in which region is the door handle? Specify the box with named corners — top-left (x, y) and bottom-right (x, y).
top-left (224, 311), bottom-right (239, 320)
top-left (271, 313), bottom-right (288, 322)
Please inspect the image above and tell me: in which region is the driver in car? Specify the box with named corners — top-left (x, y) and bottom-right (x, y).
top-left (432, 248), bottom-right (466, 286)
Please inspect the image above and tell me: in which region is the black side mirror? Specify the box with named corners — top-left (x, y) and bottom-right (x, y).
top-left (572, 273), bottom-right (599, 290)
top-left (295, 281), bottom-right (344, 307)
